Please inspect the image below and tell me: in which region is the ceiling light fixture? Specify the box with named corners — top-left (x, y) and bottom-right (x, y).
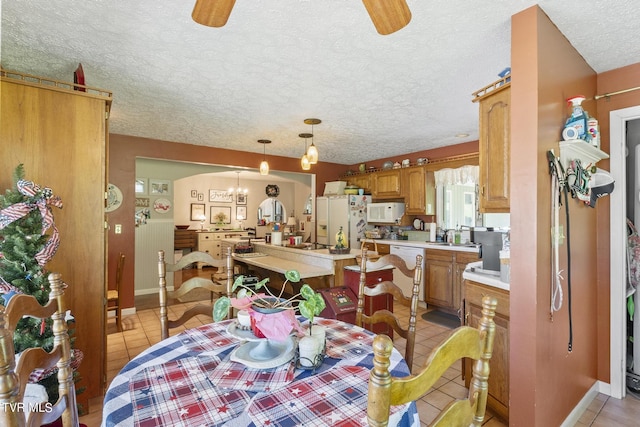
top-left (304, 118), bottom-right (321, 164)
top-left (229, 171), bottom-right (248, 196)
top-left (299, 133), bottom-right (312, 171)
top-left (258, 139), bottom-right (271, 175)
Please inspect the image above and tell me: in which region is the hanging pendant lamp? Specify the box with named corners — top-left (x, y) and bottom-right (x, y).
top-left (258, 139), bottom-right (271, 175)
top-left (304, 118), bottom-right (321, 164)
top-left (299, 133), bottom-right (312, 171)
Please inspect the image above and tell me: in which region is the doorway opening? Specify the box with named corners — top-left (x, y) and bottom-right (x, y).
top-left (610, 106), bottom-right (640, 399)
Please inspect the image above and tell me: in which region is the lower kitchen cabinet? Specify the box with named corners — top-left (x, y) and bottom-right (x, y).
top-left (463, 280), bottom-right (510, 422)
top-left (425, 249), bottom-right (478, 316)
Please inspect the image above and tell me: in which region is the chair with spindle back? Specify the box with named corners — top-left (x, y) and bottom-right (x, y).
top-left (158, 249), bottom-right (233, 340)
top-left (355, 247), bottom-right (421, 372)
top-left (0, 272), bottom-right (79, 427)
top-left (367, 295), bottom-right (498, 426)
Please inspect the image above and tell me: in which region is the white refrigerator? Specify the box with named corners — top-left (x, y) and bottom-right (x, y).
top-left (316, 195), bottom-right (371, 248)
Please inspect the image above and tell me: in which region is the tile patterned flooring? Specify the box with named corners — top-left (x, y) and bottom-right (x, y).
top-left (81, 277), bottom-right (640, 426)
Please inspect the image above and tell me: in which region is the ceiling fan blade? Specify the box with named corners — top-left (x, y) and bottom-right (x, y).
top-left (362, 0), bottom-right (412, 35)
top-left (192, 0), bottom-right (236, 28)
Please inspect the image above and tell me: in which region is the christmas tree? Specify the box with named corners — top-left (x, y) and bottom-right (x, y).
top-left (0, 164), bottom-right (80, 403)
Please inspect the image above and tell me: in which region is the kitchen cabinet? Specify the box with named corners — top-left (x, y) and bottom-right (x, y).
top-left (463, 280), bottom-right (510, 422)
top-left (475, 81), bottom-right (510, 213)
top-left (372, 169), bottom-right (402, 199)
top-left (425, 249), bottom-right (479, 315)
top-left (402, 166), bottom-right (435, 215)
top-left (197, 231), bottom-right (249, 267)
top-left (345, 173), bottom-right (371, 194)
top-left (1, 72), bottom-right (112, 407)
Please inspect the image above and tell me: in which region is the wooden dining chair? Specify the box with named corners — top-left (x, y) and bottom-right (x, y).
top-left (158, 249), bottom-right (233, 340)
top-left (0, 272), bottom-right (79, 427)
top-left (107, 252), bottom-right (125, 332)
top-left (355, 248), bottom-right (421, 371)
top-left (367, 295), bottom-right (498, 427)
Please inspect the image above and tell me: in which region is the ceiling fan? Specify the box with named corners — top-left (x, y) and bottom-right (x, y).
top-left (192, 0), bottom-right (412, 35)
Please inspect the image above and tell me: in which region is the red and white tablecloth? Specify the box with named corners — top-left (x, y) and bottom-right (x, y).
top-left (102, 318), bottom-right (419, 427)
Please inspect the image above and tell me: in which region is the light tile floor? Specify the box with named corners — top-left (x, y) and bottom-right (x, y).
top-left (81, 291), bottom-right (640, 426)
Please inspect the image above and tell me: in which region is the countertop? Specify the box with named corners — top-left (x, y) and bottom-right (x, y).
top-left (462, 261), bottom-right (509, 291)
top-left (362, 238), bottom-right (480, 253)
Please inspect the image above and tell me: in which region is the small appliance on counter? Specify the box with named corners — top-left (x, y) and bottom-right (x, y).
top-left (471, 228), bottom-right (509, 272)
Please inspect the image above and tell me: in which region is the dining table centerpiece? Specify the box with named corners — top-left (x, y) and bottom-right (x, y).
top-left (213, 269), bottom-right (326, 342)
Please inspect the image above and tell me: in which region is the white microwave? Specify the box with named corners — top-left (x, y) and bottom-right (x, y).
top-left (367, 202), bottom-right (405, 224)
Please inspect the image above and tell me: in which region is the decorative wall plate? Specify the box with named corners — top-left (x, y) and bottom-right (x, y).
top-left (105, 183), bottom-right (123, 212)
top-left (153, 198), bottom-right (171, 213)
top-left (266, 184), bottom-right (280, 198)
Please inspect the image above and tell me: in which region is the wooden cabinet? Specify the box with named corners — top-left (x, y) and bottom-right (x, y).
top-left (346, 174), bottom-right (371, 194)
top-left (475, 81), bottom-right (510, 213)
top-left (1, 72), bottom-right (111, 407)
top-left (463, 280), bottom-right (510, 421)
top-left (402, 166), bottom-right (435, 215)
top-left (174, 229), bottom-right (197, 251)
top-left (372, 169), bottom-right (402, 199)
top-left (425, 249), bottom-right (479, 315)
top-left (198, 231), bottom-right (249, 265)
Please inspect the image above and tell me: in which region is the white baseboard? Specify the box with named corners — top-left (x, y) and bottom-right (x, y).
top-left (560, 381), bottom-right (605, 426)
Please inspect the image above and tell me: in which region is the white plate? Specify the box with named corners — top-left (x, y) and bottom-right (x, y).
top-left (229, 336), bottom-right (296, 369)
top-left (413, 218), bottom-right (422, 230)
top-left (226, 321), bottom-right (261, 342)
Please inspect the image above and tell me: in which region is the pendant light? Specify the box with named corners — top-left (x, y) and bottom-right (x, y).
top-left (299, 133), bottom-right (312, 171)
top-left (304, 118), bottom-right (321, 164)
top-left (258, 139), bottom-right (271, 175)
top-left (229, 171), bottom-right (248, 195)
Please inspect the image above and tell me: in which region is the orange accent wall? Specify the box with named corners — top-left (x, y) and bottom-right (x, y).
top-left (510, 6), bottom-right (599, 425)
top-left (107, 134), bottom-right (346, 310)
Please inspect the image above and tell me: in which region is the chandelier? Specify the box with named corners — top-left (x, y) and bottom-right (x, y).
top-left (229, 171), bottom-right (248, 196)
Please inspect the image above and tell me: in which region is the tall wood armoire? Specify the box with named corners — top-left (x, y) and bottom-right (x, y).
top-left (0, 70), bottom-right (112, 409)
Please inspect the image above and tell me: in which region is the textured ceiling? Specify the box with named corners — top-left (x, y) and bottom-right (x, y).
top-left (2, 1), bottom-right (639, 165)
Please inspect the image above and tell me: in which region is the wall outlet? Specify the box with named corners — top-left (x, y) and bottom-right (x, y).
top-left (115, 224), bottom-right (122, 234)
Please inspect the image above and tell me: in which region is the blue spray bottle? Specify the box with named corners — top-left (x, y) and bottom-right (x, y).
top-left (563, 95), bottom-right (590, 142)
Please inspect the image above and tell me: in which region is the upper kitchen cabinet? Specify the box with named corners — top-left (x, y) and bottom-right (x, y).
top-left (1, 70), bottom-right (112, 406)
top-left (402, 166), bottom-right (435, 215)
top-left (345, 173), bottom-right (371, 194)
top-left (474, 78), bottom-right (511, 213)
top-left (372, 169), bottom-right (402, 199)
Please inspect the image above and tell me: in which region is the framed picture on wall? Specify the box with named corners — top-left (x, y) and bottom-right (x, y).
top-left (236, 206), bottom-right (247, 221)
top-left (210, 206), bottom-right (232, 224)
top-left (209, 189), bottom-right (233, 203)
top-left (150, 179), bottom-right (171, 195)
top-left (190, 203), bottom-right (206, 221)
top-left (191, 190), bottom-right (197, 198)
top-left (198, 193), bottom-right (204, 201)
top-left (236, 193), bottom-right (247, 205)
top-left (135, 178), bottom-right (147, 195)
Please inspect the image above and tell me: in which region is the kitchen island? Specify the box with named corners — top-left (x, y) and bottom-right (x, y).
top-left (232, 242), bottom-right (362, 293)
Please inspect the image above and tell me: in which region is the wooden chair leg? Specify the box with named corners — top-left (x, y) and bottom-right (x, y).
top-left (116, 306), bottom-right (123, 332)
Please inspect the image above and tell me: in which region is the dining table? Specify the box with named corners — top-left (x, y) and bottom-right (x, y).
top-left (101, 317), bottom-right (420, 426)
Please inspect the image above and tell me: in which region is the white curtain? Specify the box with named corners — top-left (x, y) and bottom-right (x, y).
top-left (434, 165), bottom-right (479, 187)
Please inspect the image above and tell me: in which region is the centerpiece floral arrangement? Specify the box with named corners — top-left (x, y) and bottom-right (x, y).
top-left (214, 211), bottom-right (227, 226)
top-left (213, 269), bottom-right (326, 340)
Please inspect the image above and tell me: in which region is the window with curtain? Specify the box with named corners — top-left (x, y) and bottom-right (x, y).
top-left (434, 165), bottom-right (479, 230)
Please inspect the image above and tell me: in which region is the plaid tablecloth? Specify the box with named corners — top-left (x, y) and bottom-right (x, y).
top-left (102, 318), bottom-right (420, 427)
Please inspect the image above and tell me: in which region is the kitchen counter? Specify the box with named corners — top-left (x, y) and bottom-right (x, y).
top-left (462, 261), bottom-right (509, 291)
top-left (362, 238), bottom-right (480, 253)
top-left (232, 242), bottom-right (363, 289)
